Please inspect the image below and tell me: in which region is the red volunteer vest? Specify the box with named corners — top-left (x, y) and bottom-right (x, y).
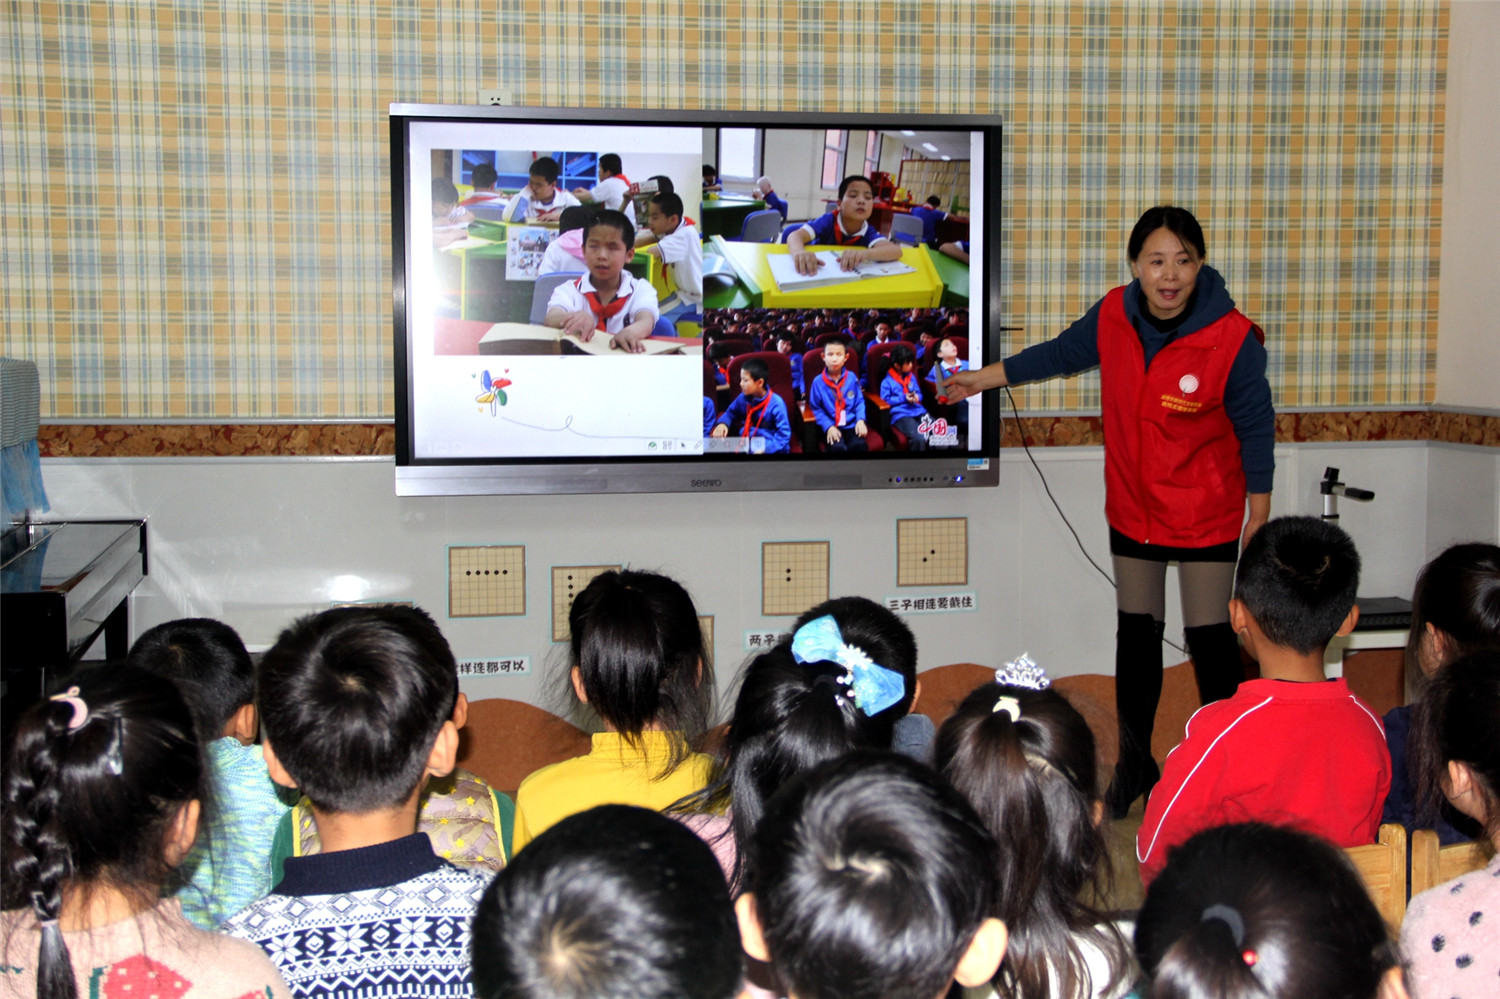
top-left (1097, 287), bottom-right (1258, 548)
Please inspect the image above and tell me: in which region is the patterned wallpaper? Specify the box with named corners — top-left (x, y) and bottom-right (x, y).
top-left (0, 1), bottom-right (1447, 420)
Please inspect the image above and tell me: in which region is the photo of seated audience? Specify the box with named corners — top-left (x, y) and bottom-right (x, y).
top-left (699, 306), bottom-right (971, 453)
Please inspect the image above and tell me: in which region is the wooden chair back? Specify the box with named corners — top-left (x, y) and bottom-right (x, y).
top-left (1344, 823), bottom-right (1408, 930)
top-left (1411, 828), bottom-right (1493, 895)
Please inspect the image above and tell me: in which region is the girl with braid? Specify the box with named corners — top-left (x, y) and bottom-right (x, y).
top-left (1, 668), bottom-right (290, 999)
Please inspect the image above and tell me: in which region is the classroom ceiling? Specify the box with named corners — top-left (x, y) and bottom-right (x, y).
top-left (883, 130), bottom-right (971, 161)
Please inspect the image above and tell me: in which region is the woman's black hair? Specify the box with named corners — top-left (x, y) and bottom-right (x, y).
top-left (1410, 649), bottom-right (1500, 840)
top-left (568, 569), bottom-right (712, 776)
top-left (744, 751), bottom-right (998, 999)
top-left (2, 667), bottom-right (206, 999)
top-left (672, 643), bottom-right (892, 892)
top-left (935, 681), bottom-right (1130, 999)
top-left (1404, 542), bottom-right (1500, 689)
top-left (472, 804), bottom-right (741, 999)
top-left (1126, 205), bottom-right (1206, 261)
top-left (1135, 823), bottom-right (1400, 999)
top-left (127, 617), bottom-right (254, 744)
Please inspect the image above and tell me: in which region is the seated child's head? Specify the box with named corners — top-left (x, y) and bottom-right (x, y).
top-left (527, 156), bottom-right (562, 201)
top-left (1405, 542), bottom-right (1500, 681)
top-left (1410, 649), bottom-right (1500, 841)
top-left (598, 153), bottom-right (623, 179)
top-left (472, 805), bottom-right (740, 999)
top-left (568, 569), bottom-right (711, 772)
top-left (775, 331), bottom-right (798, 355)
top-left (432, 178), bottom-right (460, 217)
top-left (258, 605), bottom-right (457, 815)
top-left (1134, 822), bottom-right (1403, 999)
top-left (925, 195), bottom-right (942, 208)
top-left (935, 663), bottom-right (1131, 999)
top-left (937, 336), bottom-right (960, 363)
top-left (128, 617), bottom-right (255, 745)
top-left (647, 174), bottom-right (675, 195)
top-left (2, 668), bottom-right (205, 956)
top-left (709, 341), bottom-right (734, 365)
top-left (757, 175), bottom-right (774, 195)
top-left (703, 164), bottom-right (718, 183)
top-left (582, 211), bottom-right (635, 285)
top-left (836, 175), bottom-right (876, 226)
top-left (822, 335), bottom-right (852, 376)
top-left (471, 163), bottom-right (498, 192)
top-left (875, 321), bottom-right (894, 340)
top-left (789, 596), bottom-right (918, 720)
top-left (739, 357), bottom-right (770, 399)
top-left (889, 343), bottom-right (917, 373)
top-left (557, 205), bottom-right (593, 236)
top-left (1231, 516), bottom-right (1360, 656)
top-left (648, 192), bottom-right (684, 238)
top-left (739, 752), bottom-right (1006, 999)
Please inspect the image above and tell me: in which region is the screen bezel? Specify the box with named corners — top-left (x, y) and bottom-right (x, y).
top-left (391, 103), bottom-right (1003, 496)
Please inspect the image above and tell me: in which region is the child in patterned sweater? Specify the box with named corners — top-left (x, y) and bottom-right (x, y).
top-left (222, 606), bottom-right (489, 999)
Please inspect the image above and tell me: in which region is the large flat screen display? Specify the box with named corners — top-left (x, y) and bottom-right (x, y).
top-left (392, 104), bottom-right (1002, 496)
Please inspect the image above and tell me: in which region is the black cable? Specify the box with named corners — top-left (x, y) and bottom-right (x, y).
top-left (1002, 386), bottom-right (1189, 656)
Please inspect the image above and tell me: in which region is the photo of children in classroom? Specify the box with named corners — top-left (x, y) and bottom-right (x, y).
top-left (701, 306), bottom-right (972, 454)
top-left (698, 127), bottom-right (974, 313)
top-left (426, 145), bottom-right (704, 358)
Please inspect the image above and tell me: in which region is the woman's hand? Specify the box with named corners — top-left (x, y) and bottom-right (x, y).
top-left (1241, 493), bottom-right (1272, 551)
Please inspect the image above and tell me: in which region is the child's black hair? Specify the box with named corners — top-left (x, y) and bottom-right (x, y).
top-left (889, 343), bottom-right (917, 368)
top-left (821, 333), bottom-right (854, 353)
top-left (585, 210), bottom-right (635, 254)
top-left (257, 605), bottom-right (456, 813)
top-left (127, 617), bottom-right (254, 744)
top-left (557, 205), bottom-right (593, 236)
top-left (1134, 823), bottom-right (1400, 999)
top-left (2, 667), bottom-right (206, 999)
top-left (472, 805), bottom-right (740, 999)
top-left (936, 681), bottom-right (1130, 999)
top-left (529, 156), bottom-right (561, 185)
top-left (647, 174), bottom-right (675, 195)
top-left (1404, 542), bottom-right (1500, 683)
top-left (599, 153), bottom-right (623, 177)
top-left (744, 751), bottom-right (999, 999)
top-left (838, 175), bottom-right (874, 200)
top-left (1233, 515), bottom-right (1360, 655)
top-left (471, 163), bottom-right (498, 189)
top-left (432, 177), bottom-right (460, 207)
top-left (740, 357), bottom-right (769, 387)
top-left (1127, 205), bottom-right (1206, 261)
top-left (568, 569), bottom-right (711, 775)
top-left (650, 191), bottom-right (684, 222)
top-left (1410, 649), bottom-right (1500, 840)
top-left (673, 644), bottom-right (899, 892)
top-left (702, 164), bottom-right (718, 180)
top-left (789, 596), bottom-right (917, 717)
top-left (708, 341), bottom-right (734, 362)
top-left (925, 195), bottom-right (942, 207)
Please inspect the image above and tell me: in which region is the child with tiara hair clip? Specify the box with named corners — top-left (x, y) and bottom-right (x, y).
top-left (512, 569), bottom-right (715, 852)
top-left (935, 656), bottom-right (1134, 999)
top-left (1, 669), bottom-right (292, 999)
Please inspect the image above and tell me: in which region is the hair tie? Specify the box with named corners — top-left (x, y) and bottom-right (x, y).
top-left (48, 686), bottom-right (89, 730)
top-left (994, 654), bottom-right (1050, 690)
top-left (791, 615), bottom-right (905, 716)
top-left (1201, 904), bottom-right (1246, 946)
top-left (992, 695), bottom-right (1021, 721)
top-left (104, 716), bottom-right (125, 776)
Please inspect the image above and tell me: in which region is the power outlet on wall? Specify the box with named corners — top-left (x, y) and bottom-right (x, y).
top-left (551, 565), bottom-right (621, 642)
top-left (478, 88), bottom-right (513, 106)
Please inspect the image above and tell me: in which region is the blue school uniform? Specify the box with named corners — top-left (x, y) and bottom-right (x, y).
top-left (798, 213), bottom-right (889, 249)
top-left (928, 359), bottom-right (969, 385)
top-left (715, 391), bottom-right (791, 453)
top-left (788, 353), bottom-right (804, 397)
top-left (910, 204), bottom-right (947, 243)
top-left (703, 396), bottom-right (718, 436)
top-left (762, 190), bottom-right (789, 220)
top-left (809, 368), bottom-right (865, 432)
top-left (880, 369), bottom-right (928, 423)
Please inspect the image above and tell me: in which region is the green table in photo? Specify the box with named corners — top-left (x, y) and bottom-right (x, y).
top-left (928, 249), bottom-right (970, 308)
top-left (699, 197), bottom-right (766, 239)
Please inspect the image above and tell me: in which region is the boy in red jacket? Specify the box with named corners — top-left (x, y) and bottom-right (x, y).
top-left (1136, 516), bottom-right (1391, 884)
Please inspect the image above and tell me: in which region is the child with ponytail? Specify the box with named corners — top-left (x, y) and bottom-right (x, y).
top-left (1, 668), bottom-right (291, 999)
top-left (935, 658), bottom-right (1133, 999)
